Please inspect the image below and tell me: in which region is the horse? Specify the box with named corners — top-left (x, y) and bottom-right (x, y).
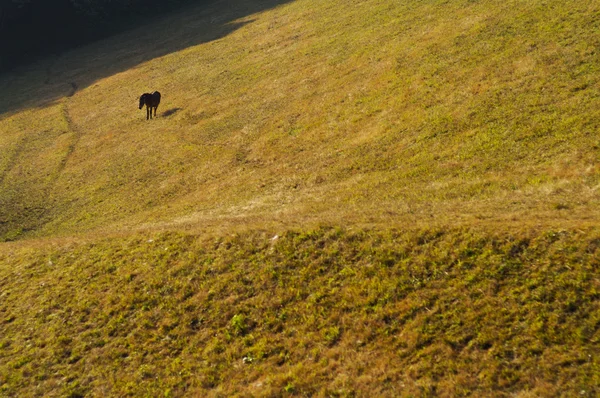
top-left (139, 91), bottom-right (161, 120)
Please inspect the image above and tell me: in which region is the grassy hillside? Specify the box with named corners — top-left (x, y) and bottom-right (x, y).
top-left (2, 227), bottom-right (600, 396)
top-left (1, 0), bottom-right (599, 240)
top-left (1, 0), bottom-right (600, 395)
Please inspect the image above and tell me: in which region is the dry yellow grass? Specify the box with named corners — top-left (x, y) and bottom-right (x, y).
top-left (1, 0), bottom-right (599, 240)
top-left (1, 0), bottom-right (600, 395)
top-left (2, 227), bottom-right (600, 396)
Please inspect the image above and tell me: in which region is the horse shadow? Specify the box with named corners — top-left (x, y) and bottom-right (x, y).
top-left (162, 107), bottom-right (182, 117)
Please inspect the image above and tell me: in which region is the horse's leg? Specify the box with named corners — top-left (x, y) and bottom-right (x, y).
top-left (147, 105), bottom-right (151, 120)
top-left (154, 105), bottom-right (158, 117)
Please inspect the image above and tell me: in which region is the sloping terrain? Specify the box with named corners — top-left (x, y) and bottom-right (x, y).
top-left (1, 0), bottom-right (600, 396)
top-left (1, 228), bottom-right (600, 396)
top-left (1, 0), bottom-right (599, 240)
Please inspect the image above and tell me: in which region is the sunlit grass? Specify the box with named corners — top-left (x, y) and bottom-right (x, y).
top-left (1, 0), bottom-right (600, 240)
top-left (1, 227), bottom-right (599, 396)
top-left (1, 0), bottom-right (600, 395)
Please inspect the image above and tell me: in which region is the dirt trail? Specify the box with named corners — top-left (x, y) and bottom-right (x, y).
top-left (56, 92), bottom-right (82, 175)
top-left (0, 136), bottom-right (28, 186)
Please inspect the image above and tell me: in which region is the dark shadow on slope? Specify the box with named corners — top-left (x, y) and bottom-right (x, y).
top-left (0, 0), bottom-right (294, 117)
top-left (163, 108), bottom-right (183, 117)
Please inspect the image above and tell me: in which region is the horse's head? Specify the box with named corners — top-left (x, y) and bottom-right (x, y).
top-left (139, 94), bottom-right (147, 109)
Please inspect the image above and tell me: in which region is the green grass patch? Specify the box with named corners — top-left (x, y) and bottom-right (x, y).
top-left (1, 0), bottom-right (600, 394)
top-left (1, 226), bottom-right (599, 395)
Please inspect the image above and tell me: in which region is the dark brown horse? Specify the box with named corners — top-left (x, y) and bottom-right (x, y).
top-left (139, 91), bottom-right (161, 120)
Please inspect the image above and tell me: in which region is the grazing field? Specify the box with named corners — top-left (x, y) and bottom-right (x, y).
top-left (1, 0), bottom-right (600, 395)
top-left (2, 228), bottom-right (600, 396)
top-left (1, 0), bottom-right (599, 239)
